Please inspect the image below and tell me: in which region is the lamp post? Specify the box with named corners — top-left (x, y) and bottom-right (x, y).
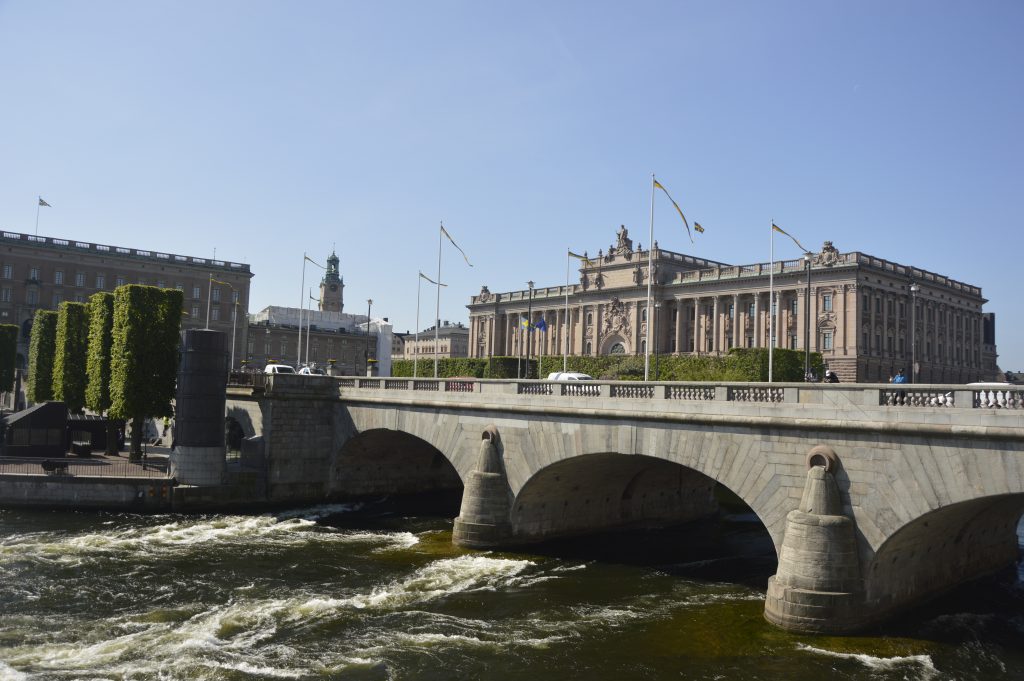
top-left (803, 253), bottom-right (812, 380)
top-left (910, 283), bottom-right (920, 383)
top-left (525, 281), bottom-right (534, 378)
top-left (365, 298), bottom-right (373, 375)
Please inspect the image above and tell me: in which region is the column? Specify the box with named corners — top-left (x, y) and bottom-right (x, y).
top-left (732, 293), bottom-right (739, 349)
top-left (753, 292), bottom-right (761, 348)
top-left (712, 297), bottom-right (720, 354)
top-left (840, 285), bottom-right (848, 355)
top-left (675, 299), bottom-right (684, 354)
top-left (694, 298), bottom-right (702, 354)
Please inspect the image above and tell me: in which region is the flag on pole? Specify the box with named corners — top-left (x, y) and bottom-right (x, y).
top-left (38, 197), bottom-right (51, 207)
top-left (694, 222), bottom-right (705, 233)
top-left (520, 318), bottom-right (534, 330)
top-left (772, 223), bottom-right (809, 253)
top-left (441, 224), bottom-right (473, 267)
top-left (535, 318), bottom-right (548, 332)
top-left (568, 250), bottom-right (589, 264)
top-left (419, 271), bottom-right (446, 287)
top-left (653, 180), bottom-right (696, 243)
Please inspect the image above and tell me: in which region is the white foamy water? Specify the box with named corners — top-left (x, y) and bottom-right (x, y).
top-left (797, 643), bottom-right (940, 679)
top-left (0, 511), bottom-right (418, 563)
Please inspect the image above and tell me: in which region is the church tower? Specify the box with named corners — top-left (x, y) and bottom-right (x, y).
top-left (319, 250), bottom-right (344, 313)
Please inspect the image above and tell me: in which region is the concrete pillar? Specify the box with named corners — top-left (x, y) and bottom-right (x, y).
top-left (693, 298), bottom-right (702, 354)
top-left (170, 329), bottom-right (228, 486)
top-left (753, 292), bottom-right (761, 348)
top-left (452, 426), bottom-right (513, 548)
top-left (764, 446), bottom-right (865, 633)
top-left (712, 297), bottom-right (719, 354)
top-left (675, 299), bottom-right (684, 354)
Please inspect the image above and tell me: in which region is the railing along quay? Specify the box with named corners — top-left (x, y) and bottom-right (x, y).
top-left (0, 456), bottom-right (170, 478)
top-left (230, 374), bottom-right (1024, 410)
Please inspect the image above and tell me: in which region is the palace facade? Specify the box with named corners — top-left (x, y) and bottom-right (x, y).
top-left (0, 229), bottom-right (252, 369)
top-left (466, 227), bottom-right (998, 383)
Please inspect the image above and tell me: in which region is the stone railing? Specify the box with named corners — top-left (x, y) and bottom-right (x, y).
top-left (240, 375), bottom-right (1023, 410)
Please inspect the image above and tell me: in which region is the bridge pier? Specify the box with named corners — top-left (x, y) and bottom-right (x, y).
top-left (452, 426), bottom-right (513, 548)
top-left (765, 446), bottom-right (866, 634)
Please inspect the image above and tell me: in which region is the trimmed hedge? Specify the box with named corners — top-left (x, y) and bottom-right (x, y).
top-left (392, 349), bottom-right (823, 382)
top-left (86, 292), bottom-right (115, 414)
top-left (53, 301), bottom-right (91, 413)
top-left (27, 310), bottom-right (58, 403)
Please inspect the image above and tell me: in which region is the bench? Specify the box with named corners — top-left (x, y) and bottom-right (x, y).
top-left (40, 460), bottom-right (69, 475)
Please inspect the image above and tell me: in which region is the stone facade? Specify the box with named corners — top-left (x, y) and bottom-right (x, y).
top-left (466, 227), bottom-right (998, 383)
top-left (0, 229), bottom-right (252, 371)
top-left (398, 321), bottom-right (469, 360)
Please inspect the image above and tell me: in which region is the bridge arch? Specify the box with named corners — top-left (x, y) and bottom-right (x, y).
top-left (327, 428), bottom-right (463, 498)
top-left (864, 494), bottom-right (1024, 614)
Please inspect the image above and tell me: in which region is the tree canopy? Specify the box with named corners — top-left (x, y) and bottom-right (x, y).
top-left (85, 292), bottom-right (115, 414)
top-left (53, 301), bottom-right (91, 412)
top-left (27, 309), bottom-right (58, 403)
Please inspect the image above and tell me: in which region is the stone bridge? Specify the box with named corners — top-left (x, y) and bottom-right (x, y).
top-left (216, 375), bottom-right (1024, 634)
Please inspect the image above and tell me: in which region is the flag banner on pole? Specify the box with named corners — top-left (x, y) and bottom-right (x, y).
top-left (304, 255), bottom-right (324, 267)
top-left (568, 250), bottom-right (589, 264)
top-left (653, 180), bottom-right (696, 243)
top-left (535, 318), bottom-right (548, 332)
top-left (772, 223), bottom-right (809, 253)
top-left (419, 271), bottom-right (446, 287)
top-left (210, 277), bottom-right (235, 289)
top-left (38, 197), bottom-right (51, 207)
top-left (441, 224), bottom-right (473, 267)
top-left (520, 318), bottom-right (534, 330)
top-left (694, 222), bottom-right (705, 233)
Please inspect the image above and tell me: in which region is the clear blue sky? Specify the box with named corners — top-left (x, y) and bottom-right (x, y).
top-left (1, 1), bottom-right (1021, 369)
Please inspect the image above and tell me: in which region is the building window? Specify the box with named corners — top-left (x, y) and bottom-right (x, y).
top-left (192, 287), bottom-right (201, 300)
top-left (116, 276), bottom-right (125, 287)
top-left (728, 304), bottom-right (734, 319)
top-left (823, 332), bottom-right (833, 350)
top-left (862, 296), bottom-right (870, 312)
top-left (862, 331), bottom-right (868, 348)
top-left (875, 297), bottom-right (881, 313)
top-left (280, 341), bottom-right (288, 356)
top-left (54, 270), bottom-right (63, 285)
top-left (746, 337), bottom-right (753, 348)
top-left (875, 333), bottom-right (881, 352)
top-left (312, 340), bottom-right (319, 359)
top-left (585, 341), bottom-right (592, 355)
top-left (27, 289), bottom-right (38, 304)
top-left (789, 334), bottom-right (797, 349)
top-left (212, 288), bottom-right (221, 303)
top-left (2, 265), bottom-right (11, 279)
top-left (641, 308), bottom-right (647, 323)
top-left (748, 303), bottom-right (755, 318)
top-left (900, 338), bottom-right (906, 354)
top-left (586, 312), bottom-right (593, 326)
top-left (212, 307), bottom-right (220, 321)
top-left (52, 293), bottom-right (62, 307)
top-left (156, 280), bottom-right (165, 289)
top-left (74, 294), bottom-right (85, 303)
top-left (0, 287), bottom-right (10, 302)
top-left (790, 299), bottom-right (798, 315)
top-left (770, 302), bottom-right (777, 316)
top-left (264, 341), bottom-right (271, 355)
top-left (96, 274), bottom-right (105, 289)
top-left (887, 336), bottom-right (893, 353)
top-left (175, 283), bottom-right (183, 291)
top-left (823, 294), bottom-right (833, 312)
top-left (232, 291), bottom-right (239, 304)
top-left (248, 340), bottom-right (254, 355)
top-left (610, 342), bottom-right (626, 354)
top-left (191, 305), bottom-right (200, 319)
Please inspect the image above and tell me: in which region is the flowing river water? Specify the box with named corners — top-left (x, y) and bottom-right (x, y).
top-left (1, 501), bottom-right (1022, 681)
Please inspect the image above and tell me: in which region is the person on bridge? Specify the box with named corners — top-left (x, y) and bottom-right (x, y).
top-left (892, 369), bottom-right (908, 384)
top-left (825, 370), bottom-right (840, 383)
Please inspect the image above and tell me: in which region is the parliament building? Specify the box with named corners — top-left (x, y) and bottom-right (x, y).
top-left (466, 227), bottom-right (998, 383)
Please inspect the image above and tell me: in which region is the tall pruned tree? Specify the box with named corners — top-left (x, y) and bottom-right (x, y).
top-left (27, 309), bottom-right (58, 404)
top-left (53, 302), bottom-right (91, 413)
top-left (86, 292), bottom-right (117, 453)
top-left (110, 285), bottom-right (183, 459)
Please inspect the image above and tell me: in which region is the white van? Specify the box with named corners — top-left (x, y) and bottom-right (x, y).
top-left (264, 364), bottom-right (296, 375)
top-left (546, 371), bottom-right (594, 381)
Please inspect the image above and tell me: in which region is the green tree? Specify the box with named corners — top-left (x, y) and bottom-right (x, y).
top-left (110, 286), bottom-right (183, 459)
top-left (86, 292), bottom-right (117, 454)
top-left (52, 302), bottom-right (91, 413)
top-left (0, 324), bottom-right (18, 394)
top-left (27, 309), bottom-right (58, 403)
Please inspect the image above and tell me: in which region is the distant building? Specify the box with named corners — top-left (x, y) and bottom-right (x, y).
top-left (0, 229), bottom-right (252, 370)
top-left (399, 321), bottom-right (469, 360)
top-left (244, 250), bottom-right (391, 376)
top-left (466, 226), bottom-right (998, 383)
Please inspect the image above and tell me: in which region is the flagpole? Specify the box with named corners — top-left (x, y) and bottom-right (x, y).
top-left (414, 272), bottom-right (422, 379)
top-left (230, 300), bottom-right (237, 371)
top-left (435, 223), bottom-right (443, 379)
top-left (205, 274), bottom-right (213, 330)
top-left (35, 198), bottom-right (41, 236)
top-left (305, 288), bottom-right (313, 364)
top-left (769, 221), bottom-right (775, 384)
top-left (298, 253), bottom-right (306, 368)
top-left (645, 173), bottom-right (655, 381)
top-left (564, 250), bottom-right (570, 372)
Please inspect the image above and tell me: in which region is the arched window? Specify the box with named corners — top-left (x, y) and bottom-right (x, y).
top-left (641, 308), bottom-right (647, 322)
top-left (610, 343), bottom-right (626, 354)
top-left (586, 312), bottom-right (593, 326)
top-left (585, 341), bottom-right (593, 355)
top-left (641, 340), bottom-right (647, 353)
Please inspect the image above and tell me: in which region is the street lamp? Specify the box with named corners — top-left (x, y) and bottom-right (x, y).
top-left (803, 253), bottom-right (812, 380)
top-left (365, 298), bottom-right (373, 375)
top-left (525, 281), bottom-right (535, 378)
top-left (909, 283), bottom-right (920, 383)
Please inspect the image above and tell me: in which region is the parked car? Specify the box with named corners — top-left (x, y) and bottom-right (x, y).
top-left (546, 371), bottom-right (594, 381)
top-left (264, 364), bottom-right (296, 374)
top-left (298, 366), bottom-right (326, 375)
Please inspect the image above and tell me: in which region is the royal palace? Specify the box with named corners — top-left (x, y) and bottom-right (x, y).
top-left (466, 227), bottom-right (998, 383)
